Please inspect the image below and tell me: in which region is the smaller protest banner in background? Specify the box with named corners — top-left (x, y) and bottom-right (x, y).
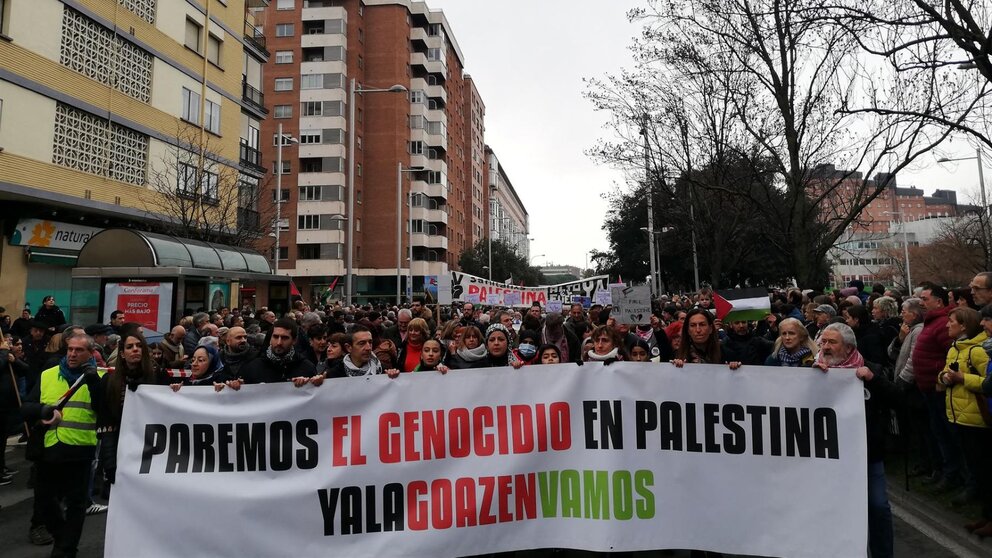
top-left (546, 300), bottom-right (563, 314)
top-left (611, 285), bottom-right (652, 324)
top-left (465, 292), bottom-right (481, 304)
top-left (437, 275), bottom-right (453, 305)
top-left (571, 295), bottom-right (592, 309)
top-left (594, 289), bottom-right (613, 306)
top-left (503, 291), bottom-right (522, 306)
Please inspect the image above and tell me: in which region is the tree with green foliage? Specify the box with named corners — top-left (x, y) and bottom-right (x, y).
top-left (458, 239), bottom-right (545, 286)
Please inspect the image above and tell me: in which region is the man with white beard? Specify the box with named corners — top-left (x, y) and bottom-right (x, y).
top-left (815, 323), bottom-right (899, 558)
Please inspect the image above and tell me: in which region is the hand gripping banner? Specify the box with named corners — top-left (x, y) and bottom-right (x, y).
top-left (106, 363), bottom-right (867, 557)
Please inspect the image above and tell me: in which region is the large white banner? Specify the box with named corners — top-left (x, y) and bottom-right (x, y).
top-left (106, 363), bottom-right (867, 558)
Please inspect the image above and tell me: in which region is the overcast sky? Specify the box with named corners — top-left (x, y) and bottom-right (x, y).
top-left (426, 0), bottom-right (986, 270)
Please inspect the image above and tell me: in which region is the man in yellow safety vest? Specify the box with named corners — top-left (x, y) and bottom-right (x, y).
top-left (22, 332), bottom-right (104, 558)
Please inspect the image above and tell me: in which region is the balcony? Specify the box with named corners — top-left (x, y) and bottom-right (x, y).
top-left (239, 141), bottom-right (265, 174)
top-left (410, 52), bottom-right (446, 78)
top-left (426, 83), bottom-right (447, 104)
top-left (412, 229), bottom-right (448, 250)
top-left (243, 19), bottom-right (269, 57)
top-left (302, 6), bottom-right (347, 22)
top-left (414, 179), bottom-right (447, 199)
top-left (242, 80), bottom-right (267, 115)
top-left (412, 205), bottom-right (448, 225)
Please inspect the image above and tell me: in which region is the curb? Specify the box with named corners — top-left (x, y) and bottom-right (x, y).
top-left (887, 483), bottom-right (992, 557)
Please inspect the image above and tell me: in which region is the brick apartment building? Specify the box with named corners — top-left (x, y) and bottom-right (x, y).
top-left (812, 165), bottom-right (976, 287)
top-left (258, 0), bottom-right (510, 303)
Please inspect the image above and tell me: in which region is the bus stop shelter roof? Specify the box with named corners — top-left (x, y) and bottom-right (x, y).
top-left (72, 229), bottom-right (286, 282)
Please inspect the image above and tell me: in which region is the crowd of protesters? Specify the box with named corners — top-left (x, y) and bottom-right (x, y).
top-left (5, 275), bottom-right (992, 557)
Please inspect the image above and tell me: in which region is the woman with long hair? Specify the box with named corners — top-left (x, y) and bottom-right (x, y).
top-left (446, 326), bottom-right (489, 370)
top-left (397, 318), bottom-right (430, 372)
top-left (673, 308), bottom-right (741, 369)
top-left (98, 332), bottom-right (167, 490)
top-left (764, 318), bottom-right (817, 367)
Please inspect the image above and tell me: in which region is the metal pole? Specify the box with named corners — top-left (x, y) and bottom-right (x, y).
top-left (902, 219), bottom-right (912, 292)
top-left (689, 201), bottom-right (701, 291)
top-left (978, 147), bottom-right (989, 269)
top-left (396, 162), bottom-right (402, 305)
top-left (346, 79), bottom-right (356, 306)
top-left (487, 218), bottom-right (493, 281)
top-left (408, 192), bottom-right (413, 302)
top-left (642, 116), bottom-right (658, 296)
top-left (275, 122), bottom-right (282, 273)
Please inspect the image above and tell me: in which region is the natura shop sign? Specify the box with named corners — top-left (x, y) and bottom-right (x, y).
top-left (11, 219), bottom-right (102, 251)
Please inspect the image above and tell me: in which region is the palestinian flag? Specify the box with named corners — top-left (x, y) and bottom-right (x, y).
top-left (713, 288), bottom-right (770, 322)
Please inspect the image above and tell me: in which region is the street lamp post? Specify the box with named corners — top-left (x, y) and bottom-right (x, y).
top-left (346, 79), bottom-right (407, 306)
top-left (640, 115), bottom-right (659, 296)
top-left (938, 147), bottom-right (990, 267)
top-left (273, 122), bottom-right (298, 273)
top-left (396, 163), bottom-right (424, 305)
top-left (529, 254), bottom-right (545, 265)
top-left (883, 211), bottom-right (912, 292)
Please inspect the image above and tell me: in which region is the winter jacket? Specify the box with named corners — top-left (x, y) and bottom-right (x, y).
top-left (241, 352), bottom-right (317, 384)
top-left (888, 322), bottom-right (923, 384)
top-left (911, 306), bottom-right (953, 393)
top-left (34, 305), bottom-right (66, 331)
top-left (942, 332), bottom-right (990, 428)
top-left (853, 322), bottom-right (887, 370)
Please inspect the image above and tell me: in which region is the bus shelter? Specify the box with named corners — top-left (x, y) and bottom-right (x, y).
top-left (70, 229), bottom-right (290, 333)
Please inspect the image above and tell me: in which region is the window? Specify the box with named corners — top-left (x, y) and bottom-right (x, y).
top-left (272, 160), bottom-right (291, 174)
top-left (324, 129), bottom-right (343, 144)
top-left (177, 164), bottom-right (217, 200)
top-left (410, 90), bottom-right (425, 104)
top-left (409, 141), bottom-right (425, 155)
top-left (272, 188), bottom-right (290, 202)
top-left (301, 158), bottom-right (322, 173)
top-left (276, 23), bottom-right (294, 37)
top-left (301, 74), bottom-right (323, 90)
top-left (277, 0), bottom-right (294, 9)
top-left (299, 186), bottom-right (322, 201)
top-left (207, 34), bottom-right (221, 65)
top-left (185, 18), bottom-right (202, 52)
top-left (298, 214), bottom-right (320, 230)
top-left (274, 246), bottom-right (289, 260)
top-left (275, 51), bottom-right (293, 64)
top-left (274, 78), bottom-right (293, 91)
top-left (299, 131), bottom-right (321, 144)
top-left (204, 99), bottom-right (221, 134)
top-left (274, 105), bottom-right (292, 118)
top-left (181, 87), bottom-right (200, 123)
top-left (298, 244), bottom-right (320, 259)
top-left (301, 101), bottom-right (322, 116)
top-left (273, 133), bottom-right (296, 146)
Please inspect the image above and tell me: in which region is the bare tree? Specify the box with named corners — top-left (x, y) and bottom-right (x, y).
top-left (141, 126), bottom-right (271, 248)
top-left (589, 0), bottom-right (959, 288)
top-left (827, 1), bottom-right (992, 148)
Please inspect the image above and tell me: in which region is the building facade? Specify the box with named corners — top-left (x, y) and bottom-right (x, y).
top-left (817, 165), bottom-right (975, 288)
top-left (0, 0), bottom-right (270, 317)
top-left (485, 145), bottom-right (529, 260)
top-left (257, 0), bottom-right (504, 303)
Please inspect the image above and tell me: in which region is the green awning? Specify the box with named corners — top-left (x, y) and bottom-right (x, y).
top-left (26, 247), bottom-right (78, 267)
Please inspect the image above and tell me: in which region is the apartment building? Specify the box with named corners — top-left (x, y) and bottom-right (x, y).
top-left (258, 0), bottom-right (491, 302)
top-left (486, 145), bottom-right (530, 260)
top-left (0, 0), bottom-right (271, 315)
top-left (815, 165), bottom-right (976, 287)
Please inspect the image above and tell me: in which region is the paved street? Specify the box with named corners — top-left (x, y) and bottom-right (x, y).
top-left (3, 438), bottom-right (991, 558)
